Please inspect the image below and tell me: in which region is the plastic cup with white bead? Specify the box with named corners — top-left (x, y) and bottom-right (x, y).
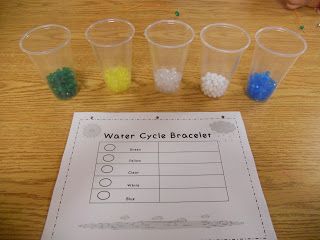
top-left (200, 23), bottom-right (251, 98)
top-left (145, 20), bottom-right (194, 93)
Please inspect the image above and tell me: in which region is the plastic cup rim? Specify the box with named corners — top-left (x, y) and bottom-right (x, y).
top-left (19, 24), bottom-right (71, 56)
top-left (200, 23), bottom-right (251, 54)
top-left (85, 18), bottom-right (135, 48)
top-left (144, 19), bottom-right (195, 49)
top-left (255, 26), bottom-right (307, 58)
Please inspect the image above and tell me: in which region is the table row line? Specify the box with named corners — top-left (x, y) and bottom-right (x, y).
top-left (95, 152), bottom-right (221, 164)
top-left (92, 175), bottom-right (227, 189)
top-left (94, 162), bottom-right (224, 176)
top-left (90, 188), bottom-right (229, 203)
top-left (98, 141), bottom-right (219, 153)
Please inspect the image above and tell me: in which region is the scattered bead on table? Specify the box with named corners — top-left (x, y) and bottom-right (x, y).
top-left (247, 71), bottom-right (277, 101)
top-left (201, 72), bottom-right (229, 98)
top-left (154, 68), bottom-right (182, 93)
top-left (104, 66), bottom-right (131, 93)
top-left (46, 67), bottom-right (78, 100)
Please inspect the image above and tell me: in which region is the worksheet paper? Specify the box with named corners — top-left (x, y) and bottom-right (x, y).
top-left (41, 112), bottom-right (277, 240)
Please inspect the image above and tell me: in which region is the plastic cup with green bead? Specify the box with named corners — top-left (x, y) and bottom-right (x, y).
top-left (19, 24), bottom-right (78, 100)
top-left (85, 18), bottom-right (135, 93)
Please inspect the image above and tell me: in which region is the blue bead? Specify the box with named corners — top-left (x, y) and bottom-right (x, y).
top-left (246, 71), bottom-right (277, 101)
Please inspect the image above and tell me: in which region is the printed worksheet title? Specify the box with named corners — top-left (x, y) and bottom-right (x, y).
top-left (104, 132), bottom-right (212, 140)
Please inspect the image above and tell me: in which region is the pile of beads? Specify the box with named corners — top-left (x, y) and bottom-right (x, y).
top-left (201, 72), bottom-right (229, 98)
top-left (154, 68), bottom-right (182, 93)
top-left (46, 67), bottom-right (78, 100)
top-left (247, 71), bottom-right (277, 101)
top-left (104, 66), bottom-right (131, 93)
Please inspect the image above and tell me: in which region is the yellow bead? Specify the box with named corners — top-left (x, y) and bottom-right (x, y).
top-left (103, 66), bottom-right (131, 93)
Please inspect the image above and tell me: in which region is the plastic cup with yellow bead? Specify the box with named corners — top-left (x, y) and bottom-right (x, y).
top-left (85, 18), bottom-right (135, 93)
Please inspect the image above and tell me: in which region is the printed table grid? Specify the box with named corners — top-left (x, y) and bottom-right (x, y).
top-left (90, 141), bottom-right (229, 203)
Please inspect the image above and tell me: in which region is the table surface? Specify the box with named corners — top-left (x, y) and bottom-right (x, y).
top-left (0, 0), bottom-right (320, 239)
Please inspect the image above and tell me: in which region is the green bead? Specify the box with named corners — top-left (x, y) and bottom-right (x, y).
top-left (299, 25), bottom-right (305, 30)
top-left (175, 10), bottom-right (180, 16)
top-left (46, 67), bottom-right (78, 100)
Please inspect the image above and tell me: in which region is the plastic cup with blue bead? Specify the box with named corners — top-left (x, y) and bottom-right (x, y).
top-left (200, 23), bottom-right (251, 98)
top-left (247, 26), bottom-right (307, 102)
top-left (144, 20), bottom-right (194, 93)
top-left (85, 19), bottom-right (135, 93)
top-left (19, 24), bottom-right (78, 100)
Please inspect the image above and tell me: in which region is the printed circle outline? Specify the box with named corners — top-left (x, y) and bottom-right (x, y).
top-left (101, 165), bottom-right (113, 173)
top-left (104, 144), bottom-right (116, 151)
top-left (97, 191), bottom-right (110, 200)
top-left (99, 178), bottom-right (112, 187)
top-left (103, 154), bottom-right (115, 162)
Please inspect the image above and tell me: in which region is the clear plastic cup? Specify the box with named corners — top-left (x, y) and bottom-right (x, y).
top-left (85, 18), bottom-right (135, 93)
top-left (19, 24), bottom-right (78, 100)
top-left (144, 20), bottom-right (194, 93)
top-left (247, 26), bottom-right (307, 101)
top-left (200, 23), bottom-right (251, 98)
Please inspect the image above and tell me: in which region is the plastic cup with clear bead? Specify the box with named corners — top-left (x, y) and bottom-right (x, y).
top-left (85, 18), bottom-right (135, 93)
top-left (200, 23), bottom-right (251, 98)
top-left (144, 20), bottom-right (194, 93)
top-left (19, 24), bottom-right (78, 100)
top-left (246, 26), bottom-right (307, 101)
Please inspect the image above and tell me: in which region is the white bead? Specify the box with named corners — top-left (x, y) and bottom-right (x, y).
top-left (201, 72), bottom-right (229, 98)
top-left (154, 68), bottom-right (182, 93)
